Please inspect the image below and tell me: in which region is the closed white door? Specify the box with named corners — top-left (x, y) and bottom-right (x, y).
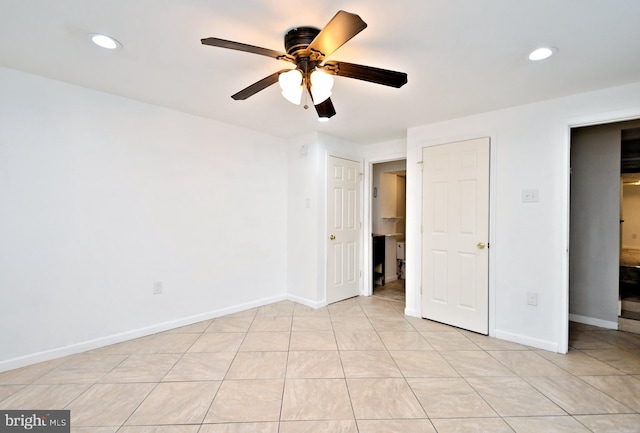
top-left (421, 137), bottom-right (490, 334)
top-left (327, 156), bottom-right (361, 303)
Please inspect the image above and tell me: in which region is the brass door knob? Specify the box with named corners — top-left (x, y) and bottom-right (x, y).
top-left (329, 235), bottom-right (336, 240)
top-left (477, 242), bottom-right (486, 249)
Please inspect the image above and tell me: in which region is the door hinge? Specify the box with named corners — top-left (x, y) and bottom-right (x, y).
top-left (420, 224), bottom-right (423, 234)
top-left (417, 161), bottom-right (424, 171)
top-left (359, 270), bottom-right (362, 278)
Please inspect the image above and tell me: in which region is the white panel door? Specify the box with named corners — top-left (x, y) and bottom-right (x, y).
top-left (327, 156), bottom-right (361, 304)
top-left (422, 137), bottom-right (490, 334)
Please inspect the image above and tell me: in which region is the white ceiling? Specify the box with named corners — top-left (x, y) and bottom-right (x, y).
top-left (1, 0), bottom-right (640, 144)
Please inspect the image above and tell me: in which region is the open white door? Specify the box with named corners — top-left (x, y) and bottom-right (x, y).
top-left (327, 156), bottom-right (361, 303)
top-left (421, 137), bottom-right (490, 334)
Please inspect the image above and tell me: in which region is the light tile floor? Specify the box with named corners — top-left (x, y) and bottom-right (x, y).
top-left (2, 296), bottom-right (640, 432)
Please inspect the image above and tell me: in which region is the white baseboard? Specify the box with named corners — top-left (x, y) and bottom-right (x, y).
top-left (569, 313), bottom-right (618, 330)
top-left (0, 294), bottom-right (288, 373)
top-left (286, 294), bottom-right (327, 309)
top-left (494, 329), bottom-right (559, 353)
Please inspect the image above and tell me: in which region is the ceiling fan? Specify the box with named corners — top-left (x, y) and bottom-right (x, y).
top-left (201, 10), bottom-right (408, 120)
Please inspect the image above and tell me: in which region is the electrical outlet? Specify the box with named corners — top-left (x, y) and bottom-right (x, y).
top-left (527, 292), bottom-right (538, 306)
top-left (522, 189), bottom-right (539, 203)
top-left (153, 281), bottom-right (163, 295)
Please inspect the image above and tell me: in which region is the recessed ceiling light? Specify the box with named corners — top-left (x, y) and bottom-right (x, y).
top-left (528, 47), bottom-right (556, 61)
top-left (318, 117), bottom-right (330, 123)
top-left (88, 33), bottom-right (122, 50)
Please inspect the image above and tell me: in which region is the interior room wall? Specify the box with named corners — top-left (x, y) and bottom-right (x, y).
top-left (0, 67), bottom-right (289, 371)
top-left (622, 185), bottom-right (640, 249)
top-left (569, 124), bottom-right (621, 327)
top-left (407, 81), bottom-right (640, 353)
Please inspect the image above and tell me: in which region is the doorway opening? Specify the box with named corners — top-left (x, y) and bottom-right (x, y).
top-left (371, 160), bottom-right (406, 303)
top-left (569, 119), bottom-right (640, 335)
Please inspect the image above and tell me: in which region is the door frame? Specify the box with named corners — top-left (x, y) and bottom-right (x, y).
top-left (363, 153), bottom-right (407, 298)
top-left (409, 133), bottom-right (497, 336)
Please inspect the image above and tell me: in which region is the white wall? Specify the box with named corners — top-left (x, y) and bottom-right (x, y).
top-left (407, 82), bottom-right (640, 353)
top-left (623, 185), bottom-right (640, 249)
top-left (0, 67), bottom-right (289, 370)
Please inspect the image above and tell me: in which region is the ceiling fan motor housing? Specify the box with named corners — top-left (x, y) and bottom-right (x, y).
top-left (284, 27), bottom-right (320, 56)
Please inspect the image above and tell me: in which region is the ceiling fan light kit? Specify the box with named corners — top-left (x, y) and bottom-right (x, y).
top-left (201, 10), bottom-right (408, 120)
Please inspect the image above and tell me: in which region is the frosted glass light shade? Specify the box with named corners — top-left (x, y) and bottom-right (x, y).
top-left (279, 69), bottom-right (303, 105)
top-left (310, 69), bottom-right (334, 104)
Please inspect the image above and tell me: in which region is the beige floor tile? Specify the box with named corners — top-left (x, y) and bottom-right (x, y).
top-left (280, 420), bottom-right (357, 433)
top-left (587, 330), bottom-right (640, 350)
top-left (462, 332), bottom-right (530, 351)
top-left (204, 379), bottom-right (283, 423)
top-left (357, 419), bottom-right (435, 433)
top-left (188, 333), bottom-right (245, 353)
top-left (0, 359), bottom-right (66, 385)
top-left (407, 377), bottom-right (497, 418)
top-left (570, 331), bottom-right (619, 350)
top-left (525, 375), bottom-right (634, 414)
top-left (249, 316), bottom-right (292, 332)
top-left (239, 332), bottom-right (290, 351)
top-left (348, 378), bottom-right (425, 419)
top-left (330, 316), bottom-right (373, 331)
top-left (368, 317), bottom-right (416, 332)
top-left (505, 416), bottom-right (591, 433)
top-left (286, 351), bottom-right (344, 378)
top-left (334, 331), bottom-right (385, 350)
top-left (430, 417), bottom-right (513, 433)
top-left (488, 350), bottom-right (569, 376)
top-left (581, 348), bottom-right (640, 374)
top-left (136, 333), bottom-right (199, 354)
top-left (0, 384), bottom-right (23, 401)
top-left (440, 350), bottom-right (515, 377)
top-left (340, 351), bottom-right (402, 378)
top-left (361, 304), bottom-right (405, 317)
top-left (126, 381), bottom-right (220, 425)
top-left (378, 331), bottom-right (433, 350)
top-left (389, 351), bottom-right (459, 377)
top-left (35, 355), bottom-right (127, 384)
top-left (291, 316), bottom-right (332, 331)
top-left (162, 352), bottom-right (235, 381)
top-left (69, 383), bottom-right (155, 426)
top-left (100, 354), bottom-right (180, 383)
top-left (328, 303), bottom-right (365, 317)
top-left (535, 349), bottom-right (624, 375)
top-left (0, 383), bottom-right (89, 408)
top-left (289, 331), bottom-right (337, 351)
top-left (467, 376), bottom-right (565, 416)
top-left (119, 426), bottom-right (199, 433)
top-left (224, 308), bottom-right (259, 319)
top-left (574, 414), bottom-right (640, 433)
top-left (199, 422), bottom-right (278, 433)
top-left (420, 331), bottom-right (481, 351)
top-left (225, 351), bottom-right (287, 379)
top-left (281, 378), bottom-right (353, 420)
top-left (256, 301), bottom-right (295, 317)
top-left (580, 375), bottom-right (640, 412)
top-left (205, 317), bottom-right (253, 333)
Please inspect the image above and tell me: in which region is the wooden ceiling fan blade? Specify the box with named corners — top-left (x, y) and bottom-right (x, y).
top-left (201, 37), bottom-right (291, 61)
top-left (307, 11), bottom-right (367, 58)
top-left (324, 61), bottom-right (408, 88)
top-left (231, 69), bottom-right (290, 100)
top-left (314, 97), bottom-right (337, 119)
